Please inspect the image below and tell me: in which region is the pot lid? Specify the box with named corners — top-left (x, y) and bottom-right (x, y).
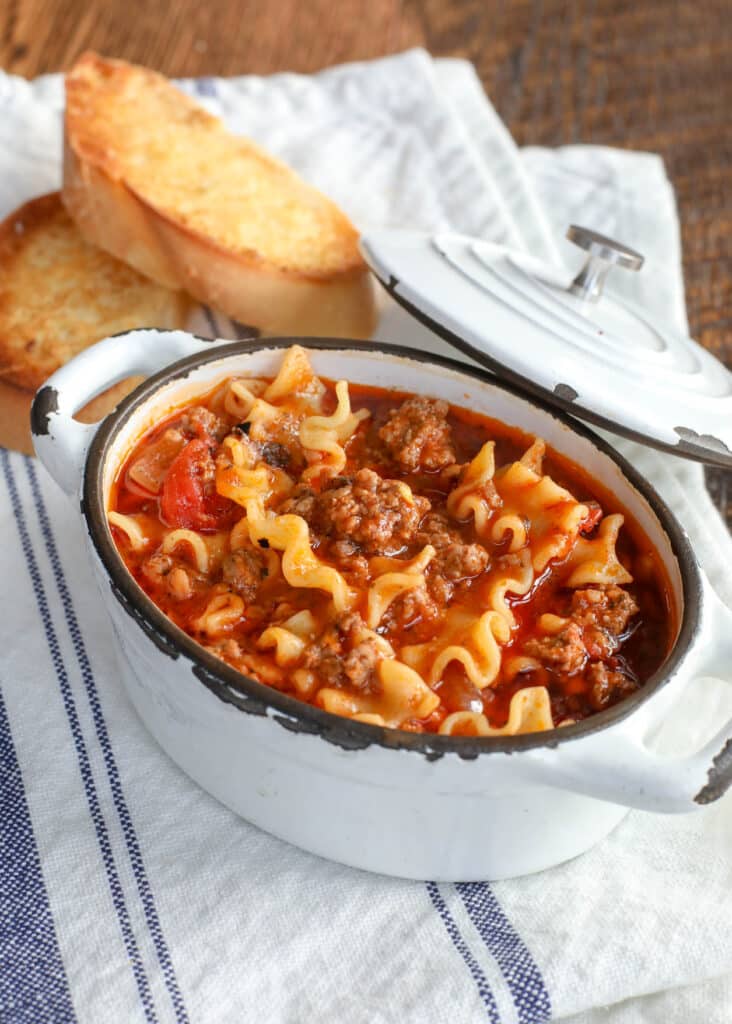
top-left (359, 226), bottom-right (732, 469)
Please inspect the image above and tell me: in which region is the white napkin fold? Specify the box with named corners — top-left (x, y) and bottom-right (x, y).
top-left (0, 49), bottom-right (730, 1024)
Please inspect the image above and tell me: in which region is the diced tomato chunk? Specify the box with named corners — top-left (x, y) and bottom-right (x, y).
top-left (160, 439), bottom-right (236, 532)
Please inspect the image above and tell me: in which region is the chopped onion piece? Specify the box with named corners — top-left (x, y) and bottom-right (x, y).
top-left (127, 429), bottom-right (185, 494)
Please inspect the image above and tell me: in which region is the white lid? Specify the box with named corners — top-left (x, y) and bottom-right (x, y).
top-left (360, 227), bottom-right (732, 469)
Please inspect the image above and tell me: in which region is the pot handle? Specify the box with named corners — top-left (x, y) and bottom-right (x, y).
top-left (31, 329), bottom-right (223, 494)
top-left (525, 576), bottom-right (732, 813)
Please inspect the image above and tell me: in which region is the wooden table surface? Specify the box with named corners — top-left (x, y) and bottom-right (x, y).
top-left (2, 0), bottom-right (730, 522)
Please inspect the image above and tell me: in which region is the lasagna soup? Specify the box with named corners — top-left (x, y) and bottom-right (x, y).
top-left (109, 346), bottom-right (673, 737)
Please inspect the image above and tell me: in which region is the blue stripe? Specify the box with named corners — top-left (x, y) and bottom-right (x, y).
top-left (194, 77), bottom-right (218, 98)
top-left (457, 883), bottom-right (551, 1024)
top-left (25, 459), bottom-right (190, 1024)
top-left (203, 306), bottom-right (219, 336)
top-left (426, 883), bottom-right (500, 1023)
top-left (231, 321), bottom-right (258, 340)
top-left (0, 686), bottom-right (76, 1023)
top-left (1, 450), bottom-right (158, 1022)
top-left (203, 306), bottom-right (256, 341)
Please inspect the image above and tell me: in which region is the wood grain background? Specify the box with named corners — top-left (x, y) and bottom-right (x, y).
top-left (1, 0), bottom-right (730, 520)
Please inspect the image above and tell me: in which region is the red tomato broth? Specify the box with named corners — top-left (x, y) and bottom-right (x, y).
top-left (109, 374), bottom-right (675, 734)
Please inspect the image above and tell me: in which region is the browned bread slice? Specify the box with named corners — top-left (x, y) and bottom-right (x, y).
top-left (63, 53), bottom-right (377, 338)
top-left (0, 192), bottom-right (188, 391)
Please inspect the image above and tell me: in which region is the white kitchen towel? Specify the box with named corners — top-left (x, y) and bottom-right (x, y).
top-left (0, 49), bottom-right (730, 1024)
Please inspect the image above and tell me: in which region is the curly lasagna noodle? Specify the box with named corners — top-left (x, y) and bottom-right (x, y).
top-left (109, 346), bottom-right (673, 737)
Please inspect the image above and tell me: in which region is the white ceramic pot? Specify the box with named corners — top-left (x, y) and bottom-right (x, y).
top-left (31, 330), bottom-right (732, 881)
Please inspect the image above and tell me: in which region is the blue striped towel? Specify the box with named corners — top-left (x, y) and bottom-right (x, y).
top-left (1, 50), bottom-right (731, 1024)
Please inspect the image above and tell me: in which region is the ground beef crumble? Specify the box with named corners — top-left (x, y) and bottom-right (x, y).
top-left (524, 622), bottom-right (587, 675)
top-left (221, 548), bottom-right (269, 603)
top-left (231, 412), bottom-right (305, 474)
top-left (321, 538), bottom-right (370, 586)
top-left (280, 483), bottom-right (318, 521)
top-left (378, 396), bottom-right (456, 472)
top-left (142, 552), bottom-right (175, 587)
top-left (182, 406), bottom-right (229, 442)
top-left (586, 662), bottom-right (639, 710)
top-left (567, 585), bottom-right (639, 663)
top-left (141, 552), bottom-right (201, 602)
top-left (382, 584), bottom-right (444, 637)
top-left (258, 441), bottom-right (292, 469)
top-left (382, 513), bottom-right (490, 638)
top-left (302, 612), bottom-right (383, 692)
top-left (570, 586), bottom-right (639, 636)
top-left (417, 512), bottom-right (490, 582)
top-left (522, 586), bottom-right (639, 680)
top-left (282, 469), bottom-right (430, 557)
top-left (582, 625), bottom-right (617, 660)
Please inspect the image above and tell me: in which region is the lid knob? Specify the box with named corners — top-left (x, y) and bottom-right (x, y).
top-left (566, 225), bottom-right (644, 303)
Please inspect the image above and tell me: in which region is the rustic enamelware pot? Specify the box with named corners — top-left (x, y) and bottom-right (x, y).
top-left (31, 332), bottom-right (732, 880)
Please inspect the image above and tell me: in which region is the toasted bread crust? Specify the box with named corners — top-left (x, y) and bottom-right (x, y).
top-left (63, 53), bottom-right (377, 337)
top-left (0, 192), bottom-right (188, 391)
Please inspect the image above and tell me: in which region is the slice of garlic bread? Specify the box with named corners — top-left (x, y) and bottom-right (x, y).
top-left (63, 53), bottom-right (377, 338)
top-left (0, 192), bottom-right (188, 392)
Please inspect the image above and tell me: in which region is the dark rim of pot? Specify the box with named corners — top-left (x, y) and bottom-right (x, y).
top-left (83, 338), bottom-right (702, 760)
